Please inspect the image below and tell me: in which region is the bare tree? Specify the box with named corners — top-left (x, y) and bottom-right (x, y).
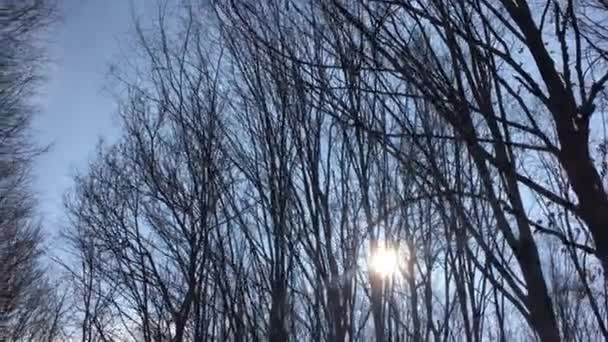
top-left (65, 3), bottom-right (234, 341)
top-left (0, 1), bottom-right (68, 341)
top-left (62, 0), bottom-right (608, 341)
top-left (300, 0), bottom-right (608, 340)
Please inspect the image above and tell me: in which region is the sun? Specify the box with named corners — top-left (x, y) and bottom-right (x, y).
top-left (369, 242), bottom-right (399, 279)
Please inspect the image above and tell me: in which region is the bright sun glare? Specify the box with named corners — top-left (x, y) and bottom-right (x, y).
top-left (369, 243), bottom-right (399, 279)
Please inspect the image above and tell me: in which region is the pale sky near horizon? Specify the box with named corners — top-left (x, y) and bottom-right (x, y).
top-left (34, 0), bottom-right (153, 244)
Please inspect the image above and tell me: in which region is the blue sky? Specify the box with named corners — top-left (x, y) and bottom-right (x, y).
top-left (34, 0), bottom-right (152, 242)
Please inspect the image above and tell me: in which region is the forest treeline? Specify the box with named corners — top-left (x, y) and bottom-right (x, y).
top-left (3, 0), bottom-right (608, 341)
top-left (0, 1), bottom-right (66, 341)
